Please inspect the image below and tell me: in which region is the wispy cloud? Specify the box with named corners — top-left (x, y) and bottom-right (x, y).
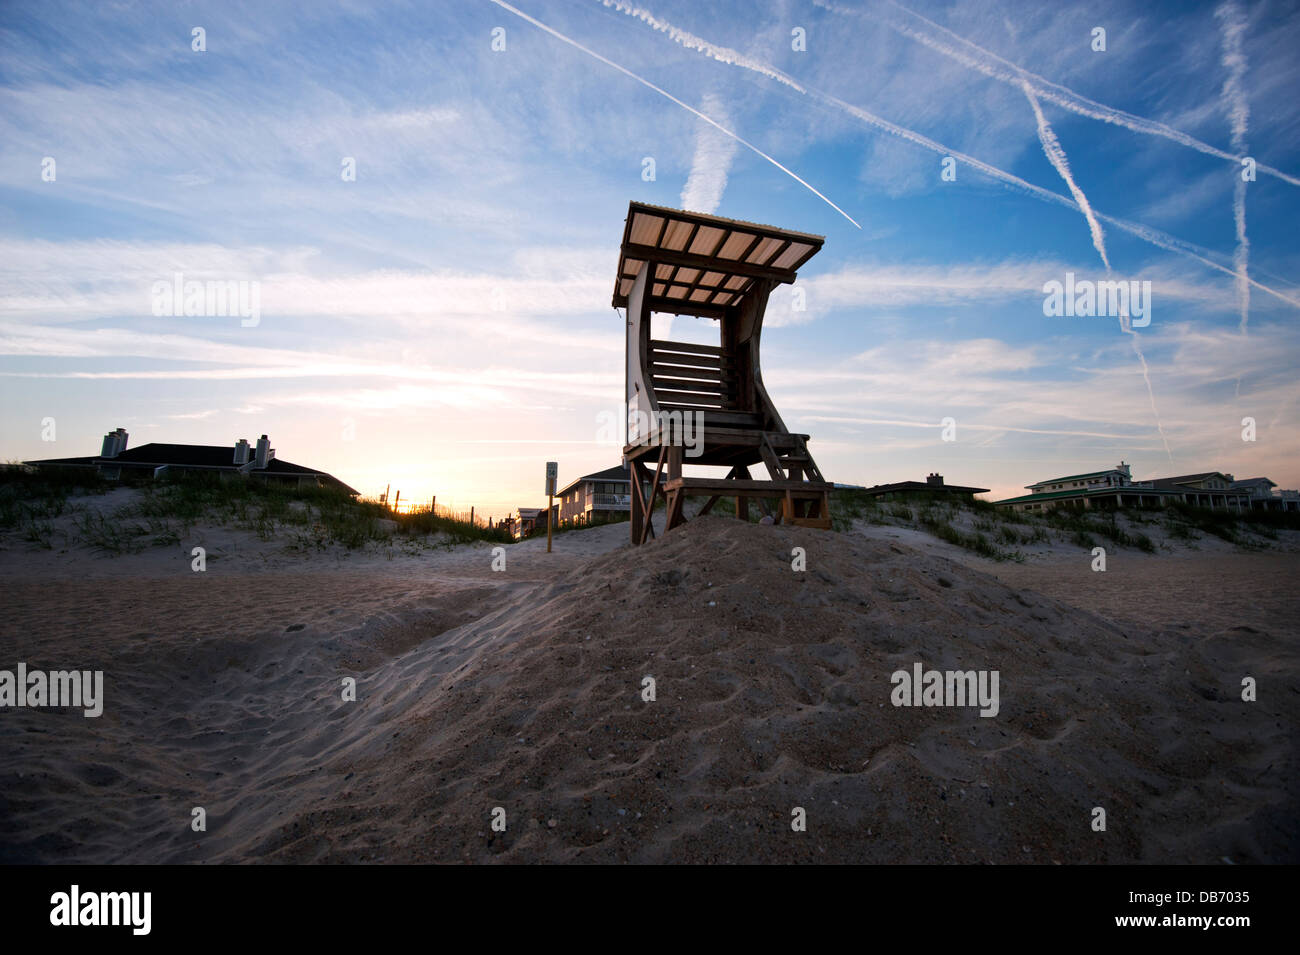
top-left (488, 0), bottom-right (860, 227)
top-left (852, 0), bottom-right (1300, 187)
top-left (1216, 1), bottom-right (1252, 334)
top-left (766, 320), bottom-right (1300, 491)
top-left (596, 0), bottom-right (1300, 310)
top-left (1017, 77), bottom-right (1109, 269)
top-left (680, 93), bottom-right (738, 213)
top-left (765, 258), bottom-right (1250, 327)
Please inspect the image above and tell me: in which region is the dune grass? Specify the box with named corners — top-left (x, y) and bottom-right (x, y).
top-left (0, 468), bottom-right (513, 552)
top-left (7, 465), bottom-right (1296, 556)
top-left (822, 485), bottom-right (1300, 558)
top-left (129, 477), bottom-right (515, 548)
top-left (0, 466), bottom-right (112, 548)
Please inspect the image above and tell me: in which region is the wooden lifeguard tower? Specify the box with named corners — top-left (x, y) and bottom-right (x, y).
top-left (613, 201), bottom-right (834, 545)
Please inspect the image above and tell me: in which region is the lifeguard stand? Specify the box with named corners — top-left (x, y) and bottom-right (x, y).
top-left (613, 201), bottom-right (833, 545)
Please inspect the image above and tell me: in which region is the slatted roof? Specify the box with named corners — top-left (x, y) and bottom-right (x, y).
top-left (612, 202), bottom-right (825, 318)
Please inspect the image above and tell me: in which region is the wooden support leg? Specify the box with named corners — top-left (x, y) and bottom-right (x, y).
top-left (631, 458), bottom-right (657, 545)
top-left (662, 445), bottom-right (685, 530)
top-left (731, 464), bottom-right (750, 522)
top-left (667, 445), bottom-right (683, 483)
top-left (698, 494), bottom-right (720, 516)
top-left (665, 488), bottom-right (686, 530)
top-left (639, 448), bottom-right (666, 546)
top-left (629, 459), bottom-right (644, 546)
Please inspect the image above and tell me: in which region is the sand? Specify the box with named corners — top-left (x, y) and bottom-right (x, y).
top-left (1, 503), bottom-right (1296, 864)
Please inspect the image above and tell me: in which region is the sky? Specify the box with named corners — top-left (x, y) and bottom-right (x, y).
top-left (2, 0), bottom-right (1298, 516)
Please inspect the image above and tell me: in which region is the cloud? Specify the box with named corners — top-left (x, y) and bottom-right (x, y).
top-left (596, 0), bottom-right (1300, 310)
top-left (680, 93), bottom-right (739, 213)
top-left (849, 0), bottom-right (1299, 187)
top-left (762, 258), bottom-right (1246, 327)
top-left (487, 0), bottom-right (860, 226)
top-left (755, 319), bottom-right (1300, 493)
top-left (1018, 78), bottom-right (1109, 270)
top-left (1216, 1), bottom-right (1251, 333)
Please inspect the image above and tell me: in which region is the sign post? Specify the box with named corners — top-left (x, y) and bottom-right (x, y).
top-left (545, 462), bottom-right (557, 553)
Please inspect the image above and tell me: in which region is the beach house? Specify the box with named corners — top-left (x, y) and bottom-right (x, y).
top-left (859, 473), bottom-right (989, 502)
top-left (994, 463), bottom-right (1161, 511)
top-left (1147, 472), bottom-right (1249, 509)
top-left (994, 462), bottom-right (1281, 512)
top-left (26, 428), bottom-right (358, 494)
top-left (512, 505), bottom-right (557, 539)
top-left (1231, 477), bottom-right (1300, 511)
top-left (555, 464), bottom-right (651, 525)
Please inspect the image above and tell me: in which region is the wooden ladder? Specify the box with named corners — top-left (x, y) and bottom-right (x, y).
top-left (759, 432), bottom-right (831, 527)
top-left (760, 432), bottom-right (824, 483)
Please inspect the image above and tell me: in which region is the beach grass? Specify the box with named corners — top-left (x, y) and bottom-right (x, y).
top-left (1, 468), bottom-right (514, 551)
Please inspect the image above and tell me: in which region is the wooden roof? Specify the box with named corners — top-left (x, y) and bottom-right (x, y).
top-left (612, 202), bottom-right (825, 318)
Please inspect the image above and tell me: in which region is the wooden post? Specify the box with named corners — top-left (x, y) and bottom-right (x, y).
top-left (630, 457), bottom-right (644, 545)
top-left (431, 495), bottom-right (436, 516)
top-left (734, 465), bottom-right (750, 522)
top-left (470, 506), bottom-right (475, 527)
top-left (393, 490), bottom-right (400, 512)
top-left (544, 461), bottom-right (558, 553)
top-left (665, 446), bottom-right (685, 530)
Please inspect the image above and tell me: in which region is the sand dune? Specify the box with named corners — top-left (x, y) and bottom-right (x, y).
top-left (2, 515), bottom-right (1294, 863)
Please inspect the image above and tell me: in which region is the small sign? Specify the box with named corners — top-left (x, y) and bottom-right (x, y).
top-left (545, 461), bottom-right (557, 497)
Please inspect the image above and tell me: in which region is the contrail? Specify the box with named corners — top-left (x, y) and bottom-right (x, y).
top-left (1018, 76), bottom-right (1109, 269)
top-left (486, 1), bottom-right (861, 227)
top-left (1217, 1), bottom-right (1251, 334)
top-left (681, 92), bottom-right (739, 213)
top-left (803, 415), bottom-right (1157, 441)
top-left (825, 0), bottom-right (1300, 188)
top-left (1010, 50), bottom-right (1159, 453)
top-left (595, 0), bottom-right (1300, 310)
top-left (599, 0), bottom-right (812, 93)
top-left (1121, 317), bottom-right (1174, 462)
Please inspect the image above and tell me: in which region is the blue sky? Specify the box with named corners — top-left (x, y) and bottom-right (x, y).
top-left (2, 0), bottom-right (1298, 513)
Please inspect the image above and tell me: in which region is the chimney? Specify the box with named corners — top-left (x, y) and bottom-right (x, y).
top-left (1118, 461), bottom-right (1132, 480)
top-left (254, 434), bottom-right (271, 469)
top-left (101, 428), bottom-right (128, 458)
top-left (234, 439), bottom-right (250, 465)
top-left (926, 472), bottom-right (944, 486)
